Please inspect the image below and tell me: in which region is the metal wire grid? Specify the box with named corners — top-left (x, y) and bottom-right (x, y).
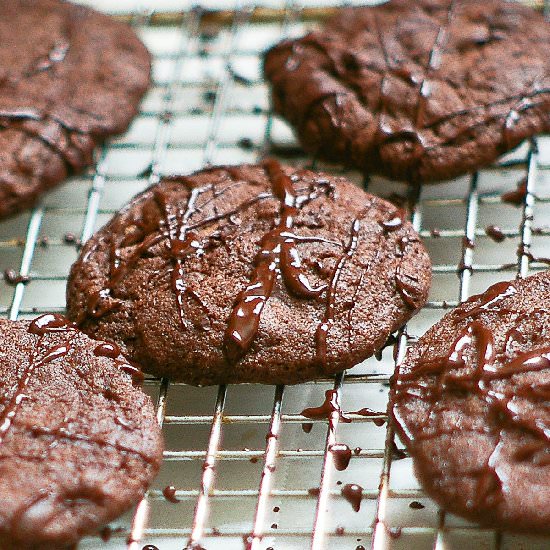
top-left (0, 1), bottom-right (549, 549)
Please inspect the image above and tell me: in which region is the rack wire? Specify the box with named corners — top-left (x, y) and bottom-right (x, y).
top-left (1, 1), bottom-right (550, 549)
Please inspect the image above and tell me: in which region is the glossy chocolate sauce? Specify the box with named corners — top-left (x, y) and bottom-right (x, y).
top-left (330, 443), bottom-right (352, 471)
top-left (350, 407), bottom-right (386, 426)
top-left (99, 526), bottom-right (112, 542)
top-left (395, 269), bottom-right (423, 309)
top-left (115, 360), bottom-right (145, 386)
top-left (3, 268), bottom-right (30, 286)
top-left (409, 500), bottom-right (425, 509)
top-left (301, 422), bottom-right (313, 433)
top-left (94, 341), bottom-right (121, 359)
top-left (225, 159), bottom-right (332, 362)
top-left (315, 218), bottom-right (361, 366)
top-left (86, 177), bottom-right (271, 322)
top-left (456, 280), bottom-right (516, 320)
top-left (341, 483), bottom-right (363, 512)
top-left (86, 160), bottom-right (382, 368)
top-left (391, 441), bottom-right (407, 460)
top-left (379, 209), bottom-right (405, 232)
top-left (300, 390), bottom-right (352, 427)
top-left (501, 178), bottom-right (527, 206)
top-left (462, 236), bottom-right (475, 250)
top-left (0, 340), bottom-right (70, 445)
top-left (162, 485), bottom-right (179, 503)
top-left (0, 316), bottom-right (75, 445)
top-left (485, 225), bottom-right (506, 243)
top-left (28, 313), bottom-right (74, 335)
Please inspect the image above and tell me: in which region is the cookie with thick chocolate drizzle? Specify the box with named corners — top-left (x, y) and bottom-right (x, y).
top-left (67, 161), bottom-right (431, 385)
top-left (264, 0), bottom-right (550, 182)
top-left (0, 0), bottom-right (151, 219)
top-left (0, 315), bottom-right (163, 549)
top-left (391, 273), bottom-right (550, 532)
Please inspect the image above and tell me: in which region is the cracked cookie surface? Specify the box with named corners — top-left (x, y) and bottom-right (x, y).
top-left (0, 315), bottom-right (163, 549)
top-left (391, 273), bottom-right (550, 532)
top-left (67, 161), bottom-right (431, 385)
top-left (264, 0), bottom-right (550, 182)
top-left (0, 0), bottom-right (150, 219)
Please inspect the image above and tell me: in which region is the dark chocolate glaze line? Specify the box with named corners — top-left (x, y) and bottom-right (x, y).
top-left (154, 186), bottom-right (211, 330)
top-left (330, 443), bottom-right (352, 471)
top-left (86, 179), bottom-right (272, 321)
top-left (86, 161), bottom-right (391, 367)
top-left (414, 0), bottom-right (456, 128)
top-left (300, 389), bottom-right (352, 426)
top-left (315, 218), bottom-right (360, 367)
top-left (271, 5), bottom-right (550, 166)
top-left (0, 315), bottom-right (154, 464)
top-left (0, 315), bottom-right (74, 445)
top-left (0, 343), bottom-right (68, 445)
top-left (456, 280), bottom-right (516, 320)
top-left (224, 159), bottom-right (341, 364)
top-left (341, 483), bottom-right (363, 512)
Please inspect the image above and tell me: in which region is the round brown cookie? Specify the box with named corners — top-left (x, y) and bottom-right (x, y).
top-left (0, 314), bottom-right (163, 549)
top-left (264, 0), bottom-right (550, 183)
top-left (391, 273), bottom-right (550, 532)
top-left (0, 0), bottom-right (151, 219)
top-left (67, 161), bottom-right (431, 385)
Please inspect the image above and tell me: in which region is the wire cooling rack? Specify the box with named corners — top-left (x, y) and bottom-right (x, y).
top-left (1, 1), bottom-right (550, 549)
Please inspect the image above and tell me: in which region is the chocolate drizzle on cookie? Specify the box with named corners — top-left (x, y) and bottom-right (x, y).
top-left (314, 218), bottom-right (360, 366)
top-left (71, 161), bottom-right (431, 382)
top-left (85, 160), bottom-right (404, 368)
top-left (264, 0), bottom-right (550, 182)
top-left (225, 159), bottom-right (337, 363)
top-left (395, 279), bottom-right (550, 507)
top-left (0, 315), bottom-right (74, 446)
top-left (0, 0), bottom-right (151, 220)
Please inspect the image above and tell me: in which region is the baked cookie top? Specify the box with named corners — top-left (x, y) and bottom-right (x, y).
top-left (391, 273), bottom-right (550, 532)
top-left (67, 161), bottom-right (431, 385)
top-left (264, 0), bottom-right (550, 182)
top-left (0, 314), bottom-right (163, 549)
top-left (0, 0), bottom-right (151, 218)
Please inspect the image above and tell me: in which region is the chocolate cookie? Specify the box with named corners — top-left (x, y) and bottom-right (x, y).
top-left (0, 314), bottom-right (163, 549)
top-left (391, 274), bottom-right (550, 532)
top-left (0, 0), bottom-right (151, 219)
top-left (264, 0), bottom-right (550, 183)
top-left (66, 161), bottom-right (431, 385)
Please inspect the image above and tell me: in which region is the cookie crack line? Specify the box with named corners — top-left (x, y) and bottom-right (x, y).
top-left (0, 116), bottom-right (91, 178)
top-left (27, 424), bottom-right (155, 465)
